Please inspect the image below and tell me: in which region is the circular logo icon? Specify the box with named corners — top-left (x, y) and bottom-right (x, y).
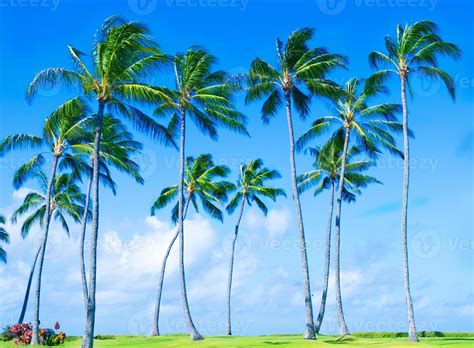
top-left (45, 230), bottom-right (67, 261)
top-left (411, 75), bottom-right (441, 97)
top-left (128, 310), bottom-right (152, 335)
top-left (221, 230), bottom-right (252, 261)
top-left (411, 229), bottom-right (440, 259)
top-left (131, 148), bottom-right (158, 179)
top-left (38, 83), bottom-right (62, 98)
top-left (128, 0), bottom-right (158, 15)
top-left (316, 0), bottom-right (346, 15)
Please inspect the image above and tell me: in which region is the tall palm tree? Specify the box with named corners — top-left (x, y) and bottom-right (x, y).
top-left (62, 115), bottom-right (144, 310)
top-left (150, 153), bottom-right (235, 337)
top-left (297, 133), bottom-right (379, 333)
top-left (368, 21), bottom-right (461, 342)
top-left (0, 215), bottom-right (9, 263)
top-left (297, 78), bottom-right (403, 336)
top-left (245, 27), bottom-right (346, 339)
top-left (0, 98), bottom-right (88, 341)
top-left (225, 159), bottom-right (285, 336)
top-left (25, 17), bottom-right (173, 347)
top-left (153, 48), bottom-right (247, 340)
top-left (11, 171), bottom-right (86, 329)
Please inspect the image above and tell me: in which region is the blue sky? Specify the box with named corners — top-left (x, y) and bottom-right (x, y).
top-left (0, 0), bottom-right (473, 337)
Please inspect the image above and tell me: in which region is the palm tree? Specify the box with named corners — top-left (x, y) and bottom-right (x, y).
top-left (0, 98), bottom-right (88, 341)
top-left (245, 27), bottom-right (346, 339)
top-left (11, 171), bottom-right (86, 330)
top-left (297, 78), bottom-right (403, 336)
top-left (0, 215), bottom-right (9, 263)
top-left (368, 21), bottom-right (461, 342)
top-left (225, 159), bottom-right (285, 335)
top-left (62, 115), bottom-right (144, 310)
top-left (297, 133), bottom-right (379, 333)
top-left (153, 48), bottom-right (247, 340)
top-left (150, 153), bottom-right (235, 337)
top-left (25, 17), bottom-right (173, 347)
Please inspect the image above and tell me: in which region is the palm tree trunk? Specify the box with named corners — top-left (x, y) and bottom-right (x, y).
top-left (18, 243), bottom-right (42, 323)
top-left (177, 108), bottom-right (203, 341)
top-left (225, 197), bottom-right (246, 336)
top-left (31, 154), bottom-right (59, 345)
top-left (334, 127), bottom-right (351, 337)
top-left (315, 181), bottom-right (335, 334)
top-left (400, 75), bottom-right (419, 342)
top-left (81, 102), bottom-right (105, 348)
top-left (80, 175), bottom-right (92, 310)
top-left (151, 195), bottom-right (191, 337)
top-left (284, 90), bottom-right (316, 340)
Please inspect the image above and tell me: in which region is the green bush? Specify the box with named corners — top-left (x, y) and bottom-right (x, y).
top-left (94, 335), bottom-right (116, 340)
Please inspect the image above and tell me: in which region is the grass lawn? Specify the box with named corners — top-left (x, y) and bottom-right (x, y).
top-left (1, 335), bottom-right (473, 347)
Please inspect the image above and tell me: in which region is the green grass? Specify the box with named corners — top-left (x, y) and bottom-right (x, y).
top-left (1, 334), bottom-right (473, 347)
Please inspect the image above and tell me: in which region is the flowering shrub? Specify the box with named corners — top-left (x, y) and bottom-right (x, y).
top-left (2, 322), bottom-right (66, 346)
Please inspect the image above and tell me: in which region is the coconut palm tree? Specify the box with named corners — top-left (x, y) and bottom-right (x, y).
top-left (0, 215), bottom-right (9, 263)
top-left (368, 21), bottom-right (461, 342)
top-left (11, 171), bottom-right (86, 329)
top-left (150, 153), bottom-right (235, 337)
top-left (25, 17), bottom-right (173, 347)
top-left (153, 48), bottom-right (247, 340)
top-left (0, 98), bottom-right (88, 341)
top-left (62, 115), bottom-right (144, 310)
top-left (297, 133), bottom-right (379, 333)
top-left (297, 78), bottom-right (403, 336)
top-left (245, 27), bottom-right (346, 339)
top-left (225, 159), bottom-right (285, 336)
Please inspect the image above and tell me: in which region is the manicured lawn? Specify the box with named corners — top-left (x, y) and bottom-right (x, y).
top-left (1, 335), bottom-right (473, 347)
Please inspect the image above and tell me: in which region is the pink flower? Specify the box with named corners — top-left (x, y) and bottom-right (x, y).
top-left (54, 321), bottom-right (60, 330)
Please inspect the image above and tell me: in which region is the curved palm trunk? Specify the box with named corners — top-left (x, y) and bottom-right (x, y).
top-left (81, 102), bottom-right (105, 348)
top-left (284, 91), bottom-right (316, 340)
top-left (334, 127), bottom-right (351, 337)
top-left (31, 154), bottom-right (59, 345)
top-left (151, 196), bottom-right (191, 337)
top-left (177, 108), bottom-right (203, 341)
top-left (18, 243), bottom-right (42, 323)
top-left (225, 198), bottom-right (246, 336)
top-left (315, 181), bottom-right (335, 334)
top-left (400, 75), bottom-right (419, 342)
top-left (80, 176), bottom-right (92, 310)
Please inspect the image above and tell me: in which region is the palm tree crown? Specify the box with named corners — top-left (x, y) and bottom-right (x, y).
top-left (226, 159), bottom-right (286, 216)
top-left (26, 16), bottom-right (172, 143)
top-left (246, 27), bottom-right (347, 122)
top-left (298, 134), bottom-right (381, 202)
top-left (155, 47), bottom-right (247, 138)
top-left (297, 78), bottom-right (404, 157)
top-left (151, 153), bottom-right (235, 223)
top-left (11, 171), bottom-right (87, 238)
top-left (368, 20), bottom-right (461, 98)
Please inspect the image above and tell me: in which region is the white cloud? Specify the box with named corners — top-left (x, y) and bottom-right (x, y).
top-left (244, 206), bottom-right (291, 239)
